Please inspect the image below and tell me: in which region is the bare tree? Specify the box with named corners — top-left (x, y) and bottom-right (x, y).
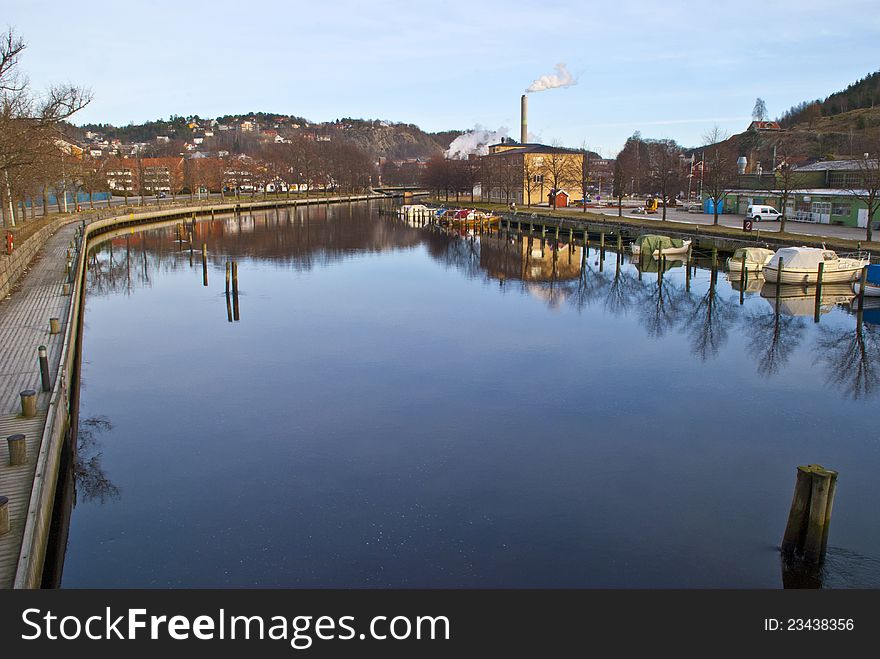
top-left (542, 144), bottom-right (578, 210)
top-left (752, 98), bottom-right (768, 122)
top-left (769, 138), bottom-right (810, 233)
top-left (846, 146), bottom-right (880, 243)
top-left (702, 126), bottom-right (738, 226)
top-left (646, 139), bottom-right (683, 221)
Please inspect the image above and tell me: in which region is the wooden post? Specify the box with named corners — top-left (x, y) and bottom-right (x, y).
top-left (739, 254), bottom-right (746, 305)
top-left (781, 464), bottom-right (838, 565)
top-left (7, 434), bottom-right (26, 466)
top-left (202, 243), bottom-right (208, 287)
top-left (62, 283), bottom-right (70, 296)
top-left (600, 232), bottom-right (605, 250)
top-left (803, 467), bottom-right (838, 563)
top-left (225, 261), bottom-right (231, 294)
top-left (232, 262), bottom-right (240, 321)
top-left (49, 317), bottom-right (61, 334)
top-left (0, 496), bottom-right (8, 535)
top-left (711, 247), bottom-right (717, 268)
top-left (775, 256), bottom-right (784, 310)
top-left (617, 233), bottom-right (622, 253)
top-left (686, 247), bottom-right (692, 292)
top-left (20, 389), bottom-right (37, 418)
top-left (814, 262), bottom-right (824, 323)
top-left (858, 265), bottom-right (868, 312)
top-left (657, 255), bottom-right (663, 284)
top-left (38, 345), bottom-right (51, 392)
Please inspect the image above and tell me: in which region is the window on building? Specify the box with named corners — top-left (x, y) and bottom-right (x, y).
top-left (832, 204), bottom-right (851, 216)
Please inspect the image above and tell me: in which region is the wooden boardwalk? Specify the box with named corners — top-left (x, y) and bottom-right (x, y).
top-left (0, 222), bottom-right (76, 588)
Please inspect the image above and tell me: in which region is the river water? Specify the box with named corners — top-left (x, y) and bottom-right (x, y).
top-left (60, 201), bottom-right (880, 587)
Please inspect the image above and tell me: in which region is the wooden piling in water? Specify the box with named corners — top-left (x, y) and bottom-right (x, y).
top-left (814, 262), bottom-right (824, 322)
top-left (739, 254), bottom-right (746, 305)
top-left (49, 317), bottom-right (60, 335)
top-left (775, 257), bottom-right (784, 310)
top-left (686, 249), bottom-right (692, 292)
top-left (225, 261), bottom-right (231, 294)
top-left (7, 434), bottom-right (26, 466)
top-left (20, 389), bottom-right (36, 418)
top-left (202, 243), bottom-right (208, 287)
top-left (0, 496), bottom-right (8, 535)
top-left (858, 265), bottom-right (868, 312)
top-left (781, 464), bottom-right (838, 565)
top-left (711, 247), bottom-right (717, 268)
top-left (38, 345), bottom-right (50, 392)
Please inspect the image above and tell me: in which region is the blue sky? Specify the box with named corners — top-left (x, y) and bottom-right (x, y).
top-left (6, 0), bottom-right (880, 155)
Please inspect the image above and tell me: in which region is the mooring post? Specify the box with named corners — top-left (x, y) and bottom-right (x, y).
top-left (814, 262), bottom-right (824, 322)
top-left (711, 247), bottom-right (717, 269)
top-left (739, 254), bottom-right (747, 304)
top-left (781, 464), bottom-right (838, 565)
top-left (202, 243), bottom-right (208, 287)
top-left (858, 265), bottom-right (868, 312)
top-left (38, 346), bottom-right (50, 392)
top-left (776, 257), bottom-right (784, 310)
top-left (225, 261), bottom-right (231, 294)
top-left (49, 317), bottom-right (60, 335)
top-left (686, 248), bottom-right (692, 291)
top-left (0, 496), bottom-right (9, 535)
top-left (600, 232), bottom-right (605, 250)
top-left (62, 283), bottom-right (70, 296)
top-left (657, 256), bottom-right (663, 284)
top-left (20, 389), bottom-right (37, 418)
top-left (7, 434), bottom-right (26, 466)
top-left (617, 233), bottom-right (622, 253)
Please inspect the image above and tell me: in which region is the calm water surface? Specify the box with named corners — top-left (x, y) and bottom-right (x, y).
top-left (61, 202), bottom-right (880, 587)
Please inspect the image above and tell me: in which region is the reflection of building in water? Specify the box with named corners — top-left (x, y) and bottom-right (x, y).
top-left (480, 234), bottom-right (583, 282)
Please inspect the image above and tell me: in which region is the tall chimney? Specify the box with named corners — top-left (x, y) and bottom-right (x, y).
top-left (521, 94), bottom-right (528, 144)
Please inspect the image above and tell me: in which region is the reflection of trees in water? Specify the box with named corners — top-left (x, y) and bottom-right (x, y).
top-left (76, 416), bottom-right (120, 503)
top-left (684, 273), bottom-right (740, 361)
top-left (603, 266), bottom-right (640, 317)
top-left (86, 205), bottom-right (422, 297)
top-left (638, 276), bottom-right (690, 339)
top-left (815, 321), bottom-right (880, 399)
top-left (744, 309), bottom-right (807, 376)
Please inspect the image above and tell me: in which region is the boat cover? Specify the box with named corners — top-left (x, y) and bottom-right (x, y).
top-left (767, 247), bottom-right (836, 269)
top-left (634, 235), bottom-right (684, 253)
top-left (732, 247), bottom-right (774, 263)
top-left (866, 264), bottom-right (880, 286)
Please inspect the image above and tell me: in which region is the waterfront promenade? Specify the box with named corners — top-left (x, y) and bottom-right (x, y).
top-left (0, 221), bottom-right (78, 588)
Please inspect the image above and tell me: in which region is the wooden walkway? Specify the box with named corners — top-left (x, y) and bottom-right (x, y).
top-left (0, 222), bottom-right (76, 588)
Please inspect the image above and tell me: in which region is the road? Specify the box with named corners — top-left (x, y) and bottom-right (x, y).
top-left (589, 204), bottom-right (872, 244)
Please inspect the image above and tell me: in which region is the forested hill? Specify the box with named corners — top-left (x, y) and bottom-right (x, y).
top-left (779, 70), bottom-right (880, 127)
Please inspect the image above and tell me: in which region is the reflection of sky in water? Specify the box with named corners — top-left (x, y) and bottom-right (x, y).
top-left (62, 204), bottom-right (880, 588)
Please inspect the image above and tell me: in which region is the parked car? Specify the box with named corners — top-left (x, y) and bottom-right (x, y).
top-left (747, 204), bottom-right (780, 221)
top-left (157, 191), bottom-right (168, 199)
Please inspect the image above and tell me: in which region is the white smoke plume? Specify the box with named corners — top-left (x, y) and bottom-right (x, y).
top-left (445, 125), bottom-right (509, 159)
top-left (526, 63), bottom-right (576, 93)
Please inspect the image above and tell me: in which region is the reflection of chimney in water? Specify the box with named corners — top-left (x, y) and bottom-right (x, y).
top-left (521, 94), bottom-right (528, 144)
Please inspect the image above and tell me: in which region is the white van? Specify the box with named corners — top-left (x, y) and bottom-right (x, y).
top-left (747, 204), bottom-right (781, 222)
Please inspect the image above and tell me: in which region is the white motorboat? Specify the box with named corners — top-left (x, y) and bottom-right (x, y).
top-left (727, 247), bottom-right (774, 273)
top-left (762, 246), bottom-right (868, 284)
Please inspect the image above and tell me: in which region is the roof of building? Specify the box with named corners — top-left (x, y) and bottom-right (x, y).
top-left (794, 159), bottom-right (879, 172)
top-left (485, 142), bottom-right (582, 156)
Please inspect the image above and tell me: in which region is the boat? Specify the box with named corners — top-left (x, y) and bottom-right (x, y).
top-left (852, 264), bottom-right (880, 297)
top-left (727, 247), bottom-right (774, 273)
top-left (397, 204), bottom-right (434, 220)
top-left (630, 234), bottom-right (692, 257)
top-left (760, 282), bottom-right (855, 316)
top-left (762, 246), bottom-right (869, 284)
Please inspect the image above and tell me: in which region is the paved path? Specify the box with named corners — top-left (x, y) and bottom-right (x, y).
top-left (591, 206), bottom-right (873, 245)
top-left (0, 222), bottom-right (76, 588)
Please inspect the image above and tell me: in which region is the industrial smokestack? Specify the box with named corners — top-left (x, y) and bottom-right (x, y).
top-left (521, 94), bottom-right (528, 144)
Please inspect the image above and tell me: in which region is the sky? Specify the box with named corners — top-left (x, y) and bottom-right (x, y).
top-left (5, 0), bottom-right (880, 155)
